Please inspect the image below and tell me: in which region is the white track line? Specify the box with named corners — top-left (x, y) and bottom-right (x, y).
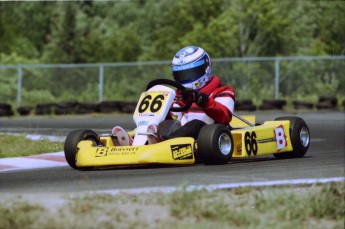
top-left (94, 177), bottom-right (345, 195)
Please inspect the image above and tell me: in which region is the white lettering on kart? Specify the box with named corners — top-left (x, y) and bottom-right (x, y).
top-left (274, 125), bottom-right (287, 151)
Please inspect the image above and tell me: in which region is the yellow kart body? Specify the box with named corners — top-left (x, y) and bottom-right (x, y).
top-left (76, 137), bottom-right (196, 167)
top-left (73, 115), bottom-right (293, 167)
top-left (230, 115), bottom-right (293, 158)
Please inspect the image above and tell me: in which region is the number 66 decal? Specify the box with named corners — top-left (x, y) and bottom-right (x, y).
top-left (245, 131), bottom-right (258, 155)
top-left (138, 94), bottom-right (165, 113)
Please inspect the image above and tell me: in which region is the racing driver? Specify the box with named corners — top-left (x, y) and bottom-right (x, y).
top-left (112, 46), bottom-right (235, 145)
top-left (157, 45), bottom-right (236, 140)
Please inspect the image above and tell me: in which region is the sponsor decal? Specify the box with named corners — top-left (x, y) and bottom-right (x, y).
top-left (138, 113), bottom-right (154, 116)
top-left (95, 147), bottom-right (108, 157)
top-left (171, 144), bottom-right (193, 160)
top-left (172, 59), bottom-right (205, 71)
top-left (95, 147), bottom-right (139, 157)
top-left (274, 125), bottom-right (287, 151)
top-left (138, 121), bottom-right (149, 126)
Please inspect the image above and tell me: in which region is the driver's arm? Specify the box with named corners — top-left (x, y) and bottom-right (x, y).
top-left (202, 88), bottom-right (235, 124)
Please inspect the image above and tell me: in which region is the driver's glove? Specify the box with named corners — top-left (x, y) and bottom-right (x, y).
top-left (181, 89), bottom-right (209, 107)
top-left (195, 92), bottom-right (209, 107)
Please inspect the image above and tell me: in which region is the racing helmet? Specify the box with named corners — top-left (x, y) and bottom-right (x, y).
top-left (172, 46), bottom-right (212, 90)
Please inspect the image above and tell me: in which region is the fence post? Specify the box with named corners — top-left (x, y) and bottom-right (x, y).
top-left (17, 65), bottom-right (23, 107)
top-left (99, 64), bottom-right (104, 102)
top-left (274, 59), bottom-right (280, 99)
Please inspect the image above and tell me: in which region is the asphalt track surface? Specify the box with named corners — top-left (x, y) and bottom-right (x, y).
top-left (0, 111), bottom-right (344, 194)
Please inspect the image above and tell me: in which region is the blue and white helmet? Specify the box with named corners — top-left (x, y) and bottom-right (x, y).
top-left (172, 46), bottom-right (212, 90)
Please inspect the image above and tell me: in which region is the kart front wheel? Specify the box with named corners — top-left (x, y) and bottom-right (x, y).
top-left (64, 129), bottom-right (101, 169)
top-left (273, 117), bottom-right (310, 159)
top-left (197, 124), bottom-right (233, 165)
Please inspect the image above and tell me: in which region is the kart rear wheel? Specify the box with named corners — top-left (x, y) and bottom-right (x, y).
top-left (197, 124), bottom-right (233, 165)
top-left (273, 117), bottom-right (310, 159)
top-left (64, 129), bottom-right (101, 169)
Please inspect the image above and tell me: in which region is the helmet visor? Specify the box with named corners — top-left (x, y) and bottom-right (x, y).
top-left (172, 59), bottom-right (209, 83)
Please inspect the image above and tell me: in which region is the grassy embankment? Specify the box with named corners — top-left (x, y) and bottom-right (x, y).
top-left (0, 134), bottom-right (63, 158)
top-left (0, 182), bottom-right (343, 229)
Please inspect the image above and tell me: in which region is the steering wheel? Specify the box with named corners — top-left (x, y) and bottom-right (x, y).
top-left (146, 78), bottom-right (193, 112)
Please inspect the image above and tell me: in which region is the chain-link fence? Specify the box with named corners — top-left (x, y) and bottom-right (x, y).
top-left (0, 56), bottom-right (344, 108)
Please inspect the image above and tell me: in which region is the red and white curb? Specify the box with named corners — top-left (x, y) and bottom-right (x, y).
top-left (0, 152), bottom-right (67, 172)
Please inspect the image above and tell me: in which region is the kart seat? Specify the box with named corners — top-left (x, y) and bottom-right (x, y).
top-left (157, 120), bottom-right (182, 140)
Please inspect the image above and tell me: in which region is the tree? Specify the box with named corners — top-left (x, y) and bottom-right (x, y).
top-left (137, 0), bottom-right (225, 60)
top-left (1, 0), bottom-right (344, 64)
top-left (275, 1), bottom-right (345, 56)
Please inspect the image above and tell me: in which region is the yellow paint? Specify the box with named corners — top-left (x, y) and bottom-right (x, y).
top-left (231, 115), bottom-right (256, 127)
top-left (231, 120), bottom-right (293, 158)
top-left (76, 137), bottom-right (195, 167)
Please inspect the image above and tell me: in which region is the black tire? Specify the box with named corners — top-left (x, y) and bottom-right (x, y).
top-left (318, 95), bottom-right (337, 106)
top-left (17, 106), bottom-right (33, 116)
top-left (235, 104), bottom-right (257, 111)
top-left (64, 129), bottom-right (101, 169)
top-left (0, 108), bottom-right (13, 117)
top-left (235, 99), bottom-right (253, 106)
top-left (316, 101), bottom-right (336, 110)
top-left (292, 100), bottom-right (314, 110)
top-left (263, 99), bottom-right (287, 107)
top-left (259, 104), bottom-right (277, 110)
top-left (122, 101), bottom-right (137, 113)
top-left (0, 103), bottom-right (13, 117)
top-left (98, 101), bottom-right (122, 113)
top-left (0, 103), bottom-right (11, 110)
top-left (63, 100), bottom-right (79, 108)
top-left (55, 106), bottom-right (75, 115)
top-left (197, 124), bottom-right (233, 165)
top-left (55, 101), bottom-right (79, 115)
top-left (76, 103), bottom-right (99, 114)
top-left (259, 99), bottom-right (286, 110)
top-left (35, 103), bottom-right (56, 115)
top-left (273, 117), bottom-right (310, 159)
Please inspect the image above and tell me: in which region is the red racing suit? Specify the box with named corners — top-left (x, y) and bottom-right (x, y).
top-left (173, 76), bottom-right (235, 125)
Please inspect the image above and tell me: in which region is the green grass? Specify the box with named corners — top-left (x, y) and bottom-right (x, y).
top-left (0, 134), bottom-right (63, 158)
top-left (0, 182), bottom-right (344, 229)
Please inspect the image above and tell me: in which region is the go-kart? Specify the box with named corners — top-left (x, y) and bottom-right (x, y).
top-left (64, 79), bottom-right (310, 169)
